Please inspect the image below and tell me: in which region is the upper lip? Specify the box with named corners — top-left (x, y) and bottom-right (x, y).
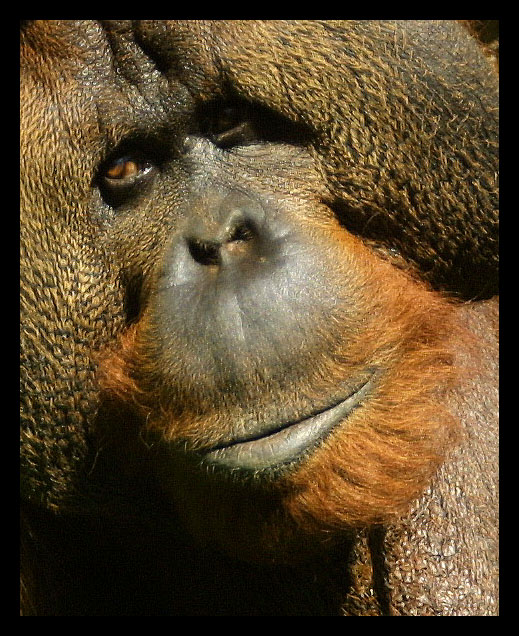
top-left (201, 370), bottom-right (377, 471)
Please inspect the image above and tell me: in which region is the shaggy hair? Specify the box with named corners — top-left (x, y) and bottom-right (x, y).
top-left (97, 234), bottom-right (462, 558)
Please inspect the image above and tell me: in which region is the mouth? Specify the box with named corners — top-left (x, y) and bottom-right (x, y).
top-left (200, 371), bottom-right (377, 472)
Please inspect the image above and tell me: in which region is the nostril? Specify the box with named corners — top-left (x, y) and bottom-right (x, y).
top-left (184, 199), bottom-right (265, 267)
top-left (187, 239), bottom-right (221, 266)
top-left (227, 220), bottom-right (255, 244)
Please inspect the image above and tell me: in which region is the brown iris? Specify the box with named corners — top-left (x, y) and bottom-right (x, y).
top-left (105, 158), bottom-right (143, 180)
top-left (99, 154), bottom-right (156, 207)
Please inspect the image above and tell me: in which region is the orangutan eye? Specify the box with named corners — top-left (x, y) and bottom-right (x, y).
top-left (198, 99), bottom-right (313, 150)
top-left (200, 103), bottom-right (257, 149)
top-left (211, 105), bottom-right (244, 137)
top-left (98, 154), bottom-right (158, 208)
top-left (103, 156), bottom-right (154, 183)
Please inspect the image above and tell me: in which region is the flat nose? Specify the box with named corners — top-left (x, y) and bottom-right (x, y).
top-left (184, 194), bottom-right (267, 268)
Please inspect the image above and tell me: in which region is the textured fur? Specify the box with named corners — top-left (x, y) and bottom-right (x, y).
top-left (99, 230), bottom-right (460, 537)
top-left (20, 20), bottom-right (498, 615)
top-left (136, 20), bottom-right (498, 299)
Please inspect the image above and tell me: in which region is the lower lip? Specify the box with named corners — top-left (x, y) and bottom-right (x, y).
top-left (202, 373), bottom-right (376, 471)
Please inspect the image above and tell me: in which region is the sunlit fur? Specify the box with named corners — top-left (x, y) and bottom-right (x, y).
top-left (20, 19), bottom-right (498, 615)
top-left (98, 226), bottom-right (461, 560)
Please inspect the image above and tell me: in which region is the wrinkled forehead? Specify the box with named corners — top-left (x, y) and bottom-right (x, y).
top-left (21, 19), bottom-right (495, 117)
top-left (20, 22), bottom-right (201, 171)
top-left (21, 21), bottom-right (113, 88)
top-left (20, 21), bottom-right (214, 95)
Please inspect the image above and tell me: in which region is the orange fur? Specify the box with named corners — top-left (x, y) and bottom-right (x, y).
top-left (97, 230), bottom-right (462, 558)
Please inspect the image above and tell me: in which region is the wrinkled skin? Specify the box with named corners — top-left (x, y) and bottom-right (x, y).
top-left (20, 20), bottom-right (498, 615)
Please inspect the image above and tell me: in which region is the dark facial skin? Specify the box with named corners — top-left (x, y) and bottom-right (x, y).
top-left (20, 20), bottom-right (498, 615)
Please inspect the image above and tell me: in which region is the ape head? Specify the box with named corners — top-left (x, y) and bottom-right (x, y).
top-left (21, 20), bottom-right (497, 568)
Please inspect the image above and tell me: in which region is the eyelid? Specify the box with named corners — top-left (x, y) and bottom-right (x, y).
top-left (213, 121), bottom-right (256, 148)
top-left (98, 154), bottom-right (158, 208)
top-left (198, 98), bottom-right (314, 150)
